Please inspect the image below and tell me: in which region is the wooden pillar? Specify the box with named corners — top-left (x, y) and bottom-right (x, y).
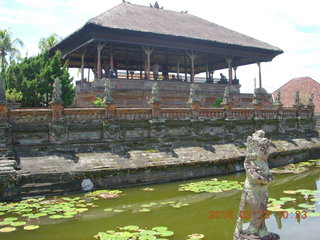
top-left (177, 60), bottom-right (180, 80)
top-left (226, 56), bottom-right (233, 86)
top-left (80, 49), bottom-right (86, 84)
top-left (97, 43), bottom-right (106, 79)
top-left (110, 43), bottom-right (114, 72)
top-left (126, 48), bottom-right (129, 79)
top-left (187, 51), bottom-right (197, 83)
top-left (140, 49), bottom-right (143, 79)
top-left (233, 66), bottom-right (237, 80)
top-left (184, 53), bottom-right (187, 82)
top-left (142, 46), bottom-right (154, 80)
top-left (257, 62), bottom-right (262, 88)
top-left (87, 68), bottom-right (90, 81)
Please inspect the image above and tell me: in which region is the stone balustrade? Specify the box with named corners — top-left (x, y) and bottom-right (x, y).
top-left (0, 102), bottom-right (315, 147)
top-left (0, 105), bottom-right (314, 124)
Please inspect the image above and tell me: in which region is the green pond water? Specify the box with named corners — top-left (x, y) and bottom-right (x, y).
top-left (0, 163), bottom-right (319, 240)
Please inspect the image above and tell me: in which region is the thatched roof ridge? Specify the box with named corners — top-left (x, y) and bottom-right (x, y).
top-left (87, 2), bottom-right (282, 52)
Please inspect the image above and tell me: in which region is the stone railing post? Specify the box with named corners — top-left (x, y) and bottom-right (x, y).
top-left (221, 86), bottom-right (233, 119)
top-left (307, 93), bottom-right (315, 118)
top-left (102, 78), bottom-right (116, 119)
top-left (149, 82), bottom-right (161, 118)
top-left (187, 84), bottom-right (201, 118)
top-left (50, 78), bottom-right (64, 121)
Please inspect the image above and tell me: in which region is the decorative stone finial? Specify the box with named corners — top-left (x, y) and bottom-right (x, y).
top-left (252, 91), bottom-right (260, 105)
top-left (293, 90), bottom-right (303, 108)
top-left (0, 77), bottom-right (7, 104)
top-left (273, 90), bottom-right (283, 108)
top-left (103, 78), bottom-right (113, 104)
top-left (187, 84), bottom-right (200, 104)
top-left (275, 90), bottom-right (281, 104)
top-left (222, 86), bottom-right (231, 105)
top-left (149, 82), bottom-right (159, 104)
top-left (307, 93), bottom-right (315, 107)
top-left (52, 77), bottom-right (62, 103)
top-left (234, 130), bottom-right (280, 240)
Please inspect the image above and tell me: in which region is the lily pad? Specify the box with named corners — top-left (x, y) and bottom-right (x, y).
top-left (24, 225), bottom-right (40, 231)
top-left (139, 208), bottom-right (151, 213)
top-left (0, 227), bottom-right (16, 232)
top-left (187, 233), bottom-right (205, 239)
top-left (10, 221), bottom-right (26, 227)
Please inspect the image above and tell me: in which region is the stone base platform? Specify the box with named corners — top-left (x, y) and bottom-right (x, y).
top-left (1, 137), bottom-right (320, 201)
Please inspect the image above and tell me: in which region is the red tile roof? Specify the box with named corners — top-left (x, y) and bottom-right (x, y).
top-left (272, 77), bottom-right (320, 112)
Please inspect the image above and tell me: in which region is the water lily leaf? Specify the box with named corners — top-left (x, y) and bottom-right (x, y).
top-left (307, 212), bottom-right (320, 217)
top-left (139, 208), bottom-right (151, 213)
top-left (152, 226), bottom-right (168, 232)
top-left (280, 197), bottom-right (296, 202)
top-left (298, 203), bottom-right (314, 209)
top-left (140, 230), bottom-right (157, 235)
top-left (187, 233), bottom-right (205, 239)
top-left (283, 190), bottom-right (298, 195)
top-left (0, 227), bottom-right (16, 232)
top-left (122, 225), bottom-right (139, 231)
top-left (104, 208), bottom-right (113, 212)
top-left (4, 217), bottom-right (18, 222)
top-left (10, 221), bottom-right (26, 227)
top-left (158, 230), bottom-right (174, 237)
top-left (113, 209), bottom-right (125, 213)
top-left (139, 235), bottom-right (156, 240)
top-left (24, 225), bottom-right (40, 231)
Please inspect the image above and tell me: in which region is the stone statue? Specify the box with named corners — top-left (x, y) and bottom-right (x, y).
top-left (234, 130), bottom-right (279, 240)
top-left (52, 77), bottom-right (62, 103)
top-left (188, 84), bottom-right (200, 104)
top-left (0, 77), bottom-right (7, 103)
top-left (149, 82), bottom-right (159, 104)
top-left (294, 90), bottom-right (303, 107)
top-left (275, 91), bottom-right (281, 105)
top-left (222, 86), bottom-right (231, 105)
top-left (307, 93), bottom-right (315, 107)
top-left (252, 91), bottom-right (259, 105)
top-left (103, 78), bottom-right (113, 104)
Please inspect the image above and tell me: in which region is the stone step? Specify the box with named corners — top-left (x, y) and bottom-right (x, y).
top-left (19, 181), bottom-right (81, 198)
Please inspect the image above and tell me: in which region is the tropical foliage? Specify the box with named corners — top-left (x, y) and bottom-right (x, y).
top-left (0, 29), bottom-right (24, 73)
top-left (38, 33), bottom-right (61, 53)
top-left (4, 50), bottom-right (74, 106)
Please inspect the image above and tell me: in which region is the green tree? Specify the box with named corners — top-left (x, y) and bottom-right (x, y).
top-left (0, 29), bottom-right (24, 73)
top-left (4, 51), bottom-right (75, 107)
top-left (38, 33), bottom-right (61, 53)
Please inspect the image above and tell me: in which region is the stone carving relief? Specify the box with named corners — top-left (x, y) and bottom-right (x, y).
top-left (49, 123), bottom-right (68, 141)
top-left (234, 130), bottom-right (279, 240)
top-left (104, 122), bottom-right (120, 140)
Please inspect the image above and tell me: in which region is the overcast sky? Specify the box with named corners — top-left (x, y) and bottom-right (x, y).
top-left (1, 0), bottom-right (319, 93)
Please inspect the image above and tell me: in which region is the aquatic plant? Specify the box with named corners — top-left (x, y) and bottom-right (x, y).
top-left (267, 188), bottom-right (320, 217)
top-left (178, 179), bottom-right (243, 193)
top-left (271, 159), bottom-right (320, 174)
top-left (0, 189), bottom-right (123, 233)
top-left (85, 189), bottom-right (123, 199)
top-left (94, 225), bottom-right (174, 240)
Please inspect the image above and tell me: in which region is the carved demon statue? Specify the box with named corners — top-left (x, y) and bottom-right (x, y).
top-left (234, 130), bottom-right (279, 240)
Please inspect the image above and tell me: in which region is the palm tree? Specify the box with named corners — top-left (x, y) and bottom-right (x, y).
top-left (0, 29), bottom-right (24, 72)
top-left (38, 33), bottom-right (61, 53)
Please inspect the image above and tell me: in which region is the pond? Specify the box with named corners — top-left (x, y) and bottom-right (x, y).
top-left (0, 160), bottom-right (319, 240)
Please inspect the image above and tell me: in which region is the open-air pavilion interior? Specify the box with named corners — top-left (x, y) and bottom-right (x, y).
top-left (50, 2), bottom-right (283, 87)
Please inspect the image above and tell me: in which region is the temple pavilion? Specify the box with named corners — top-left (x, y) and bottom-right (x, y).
top-left (50, 1), bottom-right (283, 107)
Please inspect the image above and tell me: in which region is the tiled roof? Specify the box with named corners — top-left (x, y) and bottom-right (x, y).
top-left (272, 77), bottom-right (320, 112)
